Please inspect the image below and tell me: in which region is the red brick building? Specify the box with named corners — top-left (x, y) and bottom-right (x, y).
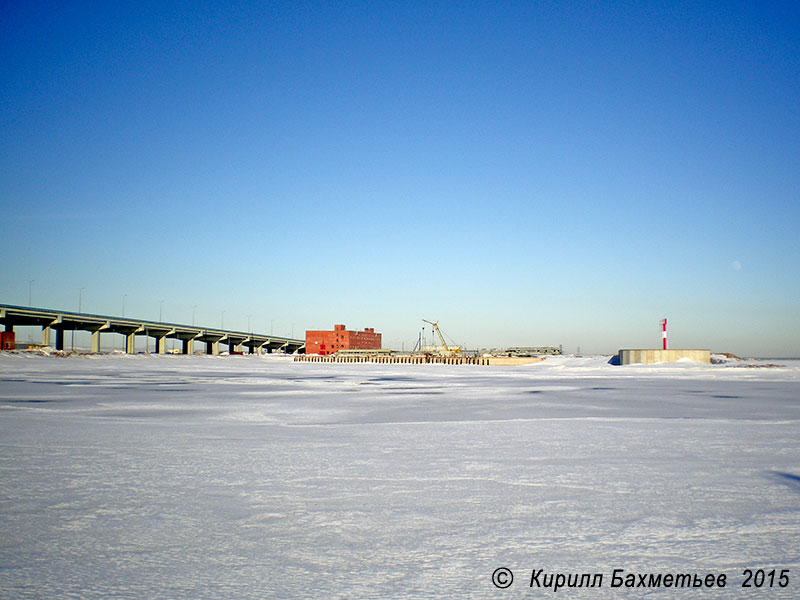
top-left (305, 324), bottom-right (381, 356)
top-left (0, 331), bottom-right (15, 351)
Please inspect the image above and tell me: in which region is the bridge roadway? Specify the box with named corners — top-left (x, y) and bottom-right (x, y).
top-left (0, 303), bottom-right (305, 355)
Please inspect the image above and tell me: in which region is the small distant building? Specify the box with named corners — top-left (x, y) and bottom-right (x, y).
top-left (1, 331), bottom-right (15, 351)
top-left (305, 324), bottom-right (381, 356)
top-left (503, 346), bottom-right (562, 356)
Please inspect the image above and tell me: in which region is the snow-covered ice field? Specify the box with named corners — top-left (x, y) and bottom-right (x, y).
top-left (1, 353), bottom-right (798, 598)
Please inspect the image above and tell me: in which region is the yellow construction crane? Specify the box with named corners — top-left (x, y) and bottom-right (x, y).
top-left (422, 319), bottom-right (462, 356)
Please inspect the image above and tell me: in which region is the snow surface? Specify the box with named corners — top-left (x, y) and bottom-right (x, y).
top-left (0, 353), bottom-right (798, 598)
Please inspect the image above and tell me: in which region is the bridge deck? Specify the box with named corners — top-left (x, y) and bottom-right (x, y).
top-left (0, 303), bottom-right (304, 355)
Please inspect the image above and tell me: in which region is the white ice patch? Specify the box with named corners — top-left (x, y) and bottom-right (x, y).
top-left (0, 354), bottom-right (798, 598)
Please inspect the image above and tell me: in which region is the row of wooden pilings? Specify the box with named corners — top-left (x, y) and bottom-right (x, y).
top-left (295, 354), bottom-right (492, 365)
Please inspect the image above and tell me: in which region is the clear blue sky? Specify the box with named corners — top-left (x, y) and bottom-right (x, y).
top-left (2, 1), bottom-right (798, 356)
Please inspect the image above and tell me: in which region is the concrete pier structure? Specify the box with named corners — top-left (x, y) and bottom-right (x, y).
top-left (295, 354), bottom-right (548, 366)
top-left (618, 349), bottom-right (711, 365)
top-left (0, 304), bottom-right (304, 354)
top-left (125, 332), bottom-right (136, 354)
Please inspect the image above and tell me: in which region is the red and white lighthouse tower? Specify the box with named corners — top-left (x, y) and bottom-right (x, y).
top-left (660, 318), bottom-right (667, 350)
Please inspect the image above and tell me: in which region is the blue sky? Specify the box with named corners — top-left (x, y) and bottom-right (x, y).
top-left (2, 1), bottom-right (798, 356)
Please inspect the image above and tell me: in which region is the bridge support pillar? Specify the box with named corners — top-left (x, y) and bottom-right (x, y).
top-left (206, 341), bottom-right (219, 355)
top-left (55, 329), bottom-right (64, 351)
top-left (156, 336), bottom-right (166, 354)
top-left (42, 326), bottom-right (51, 347)
top-left (91, 331), bottom-right (101, 353)
top-left (182, 339), bottom-right (192, 354)
top-left (125, 333), bottom-right (135, 353)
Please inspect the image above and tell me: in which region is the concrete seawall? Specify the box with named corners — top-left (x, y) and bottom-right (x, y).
top-left (618, 349), bottom-right (711, 365)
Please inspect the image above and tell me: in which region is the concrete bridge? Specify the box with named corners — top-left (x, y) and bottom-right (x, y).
top-left (0, 303), bottom-right (305, 355)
